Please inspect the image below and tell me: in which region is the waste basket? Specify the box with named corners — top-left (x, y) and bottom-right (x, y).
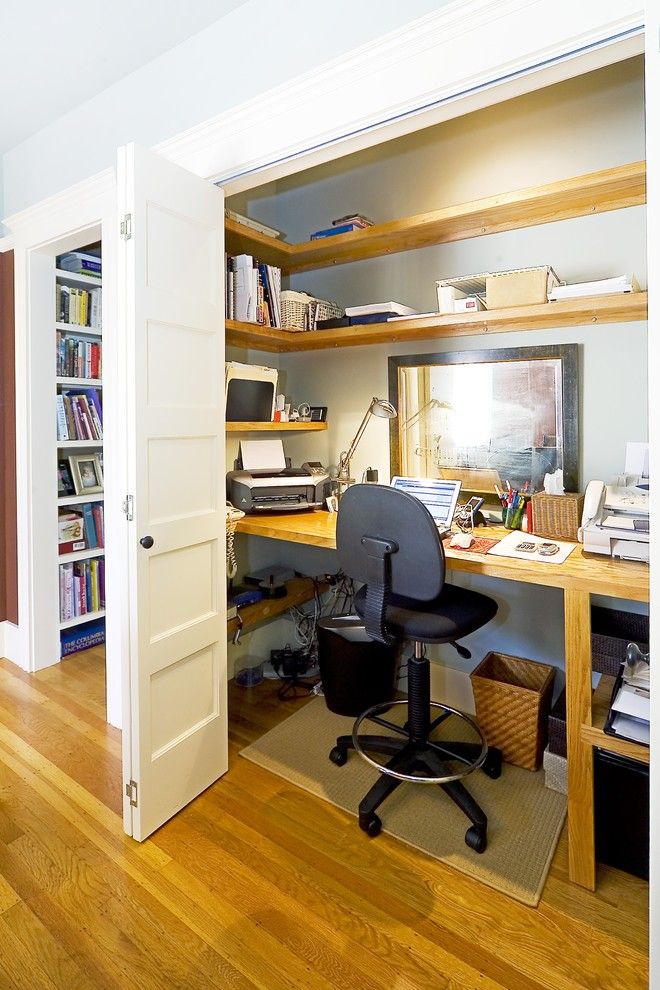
top-left (317, 615), bottom-right (398, 717)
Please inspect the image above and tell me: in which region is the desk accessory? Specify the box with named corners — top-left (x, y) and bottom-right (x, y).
top-left (532, 490), bottom-right (584, 541)
top-left (337, 397), bottom-right (397, 486)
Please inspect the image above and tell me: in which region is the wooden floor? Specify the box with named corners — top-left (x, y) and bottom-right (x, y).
top-left (0, 649), bottom-right (649, 990)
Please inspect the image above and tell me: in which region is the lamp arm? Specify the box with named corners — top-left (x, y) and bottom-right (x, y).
top-left (340, 404), bottom-right (374, 473)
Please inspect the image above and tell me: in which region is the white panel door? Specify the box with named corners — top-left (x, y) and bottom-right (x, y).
top-left (118, 143), bottom-right (226, 840)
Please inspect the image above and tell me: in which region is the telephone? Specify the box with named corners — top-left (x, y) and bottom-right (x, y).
top-left (578, 480), bottom-right (606, 540)
top-left (226, 502), bottom-right (245, 579)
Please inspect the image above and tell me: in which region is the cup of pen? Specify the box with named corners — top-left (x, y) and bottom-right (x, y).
top-left (503, 496), bottom-right (525, 530)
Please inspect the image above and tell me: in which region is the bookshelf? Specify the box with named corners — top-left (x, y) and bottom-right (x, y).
top-left (55, 251), bottom-right (105, 654)
top-left (225, 421), bottom-right (327, 432)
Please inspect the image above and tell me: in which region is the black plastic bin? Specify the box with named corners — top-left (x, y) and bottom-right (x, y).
top-left (317, 615), bottom-right (398, 717)
top-left (595, 748), bottom-right (649, 880)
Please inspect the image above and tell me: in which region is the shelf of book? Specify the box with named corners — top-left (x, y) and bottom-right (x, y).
top-left (58, 493), bottom-right (104, 506)
top-left (56, 377), bottom-right (103, 388)
top-left (226, 421), bottom-right (327, 432)
top-left (55, 322), bottom-right (102, 337)
top-left (59, 609), bottom-right (106, 631)
top-left (225, 161), bottom-right (645, 275)
top-left (55, 268), bottom-right (102, 289)
top-left (226, 292), bottom-right (648, 353)
top-left (59, 547), bottom-right (105, 564)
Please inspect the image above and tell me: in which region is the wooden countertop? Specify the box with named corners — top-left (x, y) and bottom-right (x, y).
top-left (236, 511), bottom-right (649, 602)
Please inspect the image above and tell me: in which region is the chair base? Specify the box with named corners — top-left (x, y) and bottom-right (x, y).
top-left (329, 730), bottom-right (501, 851)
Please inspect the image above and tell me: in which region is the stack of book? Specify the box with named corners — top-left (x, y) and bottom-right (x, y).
top-left (58, 504), bottom-right (104, 554)
top-left (548, 274), bottom-right (639, 301)
top-left (310, 213), bottom-right (373, 239)
top-left (61, 618), bottom-right (105, 656)
top-left (59, 557), bottom-right (105, 621)
top-left (58, 252), bottom-right (102, 277)
top-left (226, 253), bottom-right (282, 327)
top-left (56, 387), bottom-right (103, 442)
top-left (57, 285), bottom-right (102, 328)
top-left (56, 333), bottom-right (102, 379)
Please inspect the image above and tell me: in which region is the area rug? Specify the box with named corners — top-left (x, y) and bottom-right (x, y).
top-left (240, 698), bottom-right (567, 906)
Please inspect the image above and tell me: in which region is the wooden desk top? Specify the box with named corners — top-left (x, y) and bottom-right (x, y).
top-left (237, 511), bottom-right (649, 602)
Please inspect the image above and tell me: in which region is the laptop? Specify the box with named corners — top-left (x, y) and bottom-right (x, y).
top-left (390, 476), bottom-right (462, 536)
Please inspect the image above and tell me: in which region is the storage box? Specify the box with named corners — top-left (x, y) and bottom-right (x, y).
top-left (591, 606), bottom-right (649, 677)
top-left (543, 746), bottom-right (567, 795)
top-left (486, 266), bottom-right (559, 309)
top-left (547, 688), bottom-right (567, 757)
top-left (531, 491), bottom-right (584, 541)
top-left (280, 290), bottom-right (343, 331)
top-left (470, 651), bottom-right (556, 770)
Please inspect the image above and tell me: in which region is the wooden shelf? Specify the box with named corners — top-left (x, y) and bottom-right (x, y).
top-left (58, 547), bottom-right (105, 564)
top-left (226, 292), bottom-right (648, 353)
top-left (226, 421), bottom-right (327, 432)
top-left (56, 322), bottom-right (102, 337)
top-left (225, 160), bottom-right (645, 275)
top-left (581, 674), bottom-right (649, 765)
top-left (59, 609), bottom-right (105, 630)
top-left (226, 576), bottom-right (322, 639)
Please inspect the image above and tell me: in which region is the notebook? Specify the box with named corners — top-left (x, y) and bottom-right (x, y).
top-left (390, 476), bottom-right (462, 535)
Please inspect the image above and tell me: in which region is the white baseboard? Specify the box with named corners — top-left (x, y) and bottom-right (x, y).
top-left (0, 621), bottom-right (22, 667)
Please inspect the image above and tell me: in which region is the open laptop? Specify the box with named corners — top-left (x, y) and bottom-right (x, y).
top-left (390, 476), bottom-right (462, 537)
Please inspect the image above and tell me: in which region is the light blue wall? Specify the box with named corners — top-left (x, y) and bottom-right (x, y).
top-left (2, 0), bottom-right (450, 218)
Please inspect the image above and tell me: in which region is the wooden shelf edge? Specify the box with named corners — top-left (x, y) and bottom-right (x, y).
top-left (226, 293), bottom-right (647, 353)
top-left (226, 576), bottom-right (324, 638)
top-left (226, 421), bottom-right (327, 432)
top-left (582, 673), bottom-right (650, 764)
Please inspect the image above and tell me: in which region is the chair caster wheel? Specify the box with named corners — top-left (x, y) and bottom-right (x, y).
top-left (482, 747), bottom-right (502, 779)
top-left (360, 814), bottom-right (382, 837)
top-left (329, 746), bottom-right (347, 766)
top-left (465, 825), bottom-right (487, 853)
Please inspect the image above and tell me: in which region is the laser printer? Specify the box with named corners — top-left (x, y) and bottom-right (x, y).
top-left (227, 439), bottom-right (329, 513)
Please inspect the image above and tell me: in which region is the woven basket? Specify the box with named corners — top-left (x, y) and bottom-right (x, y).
top-left (591, 606), bottom-right (649, 676)
top-left (280, 290), bottom-right (343, 332)
top-left (470, 651), bottom-right (556, 770)
top-left (531, 491), bottom-right (584, 541)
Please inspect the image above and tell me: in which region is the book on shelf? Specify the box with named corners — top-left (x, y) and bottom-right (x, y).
top-left (61, 618), bottom-right (105, 656)
top-left (331, 213), bottom-right (373, 228)
top-left (59, 557), bottom-right (105, 622)
top-left (58, 511), bottom-right (85, 554)
top-left (58, 252), bottom-right (102, 277)
top-left (310, 222), bottom-right (365, 239)
top-left (345, 301), bottom-right (417, 317)
top-left (225, 253), bottom-right (282, 328)
top-left (547, 274), bottom-right (640, 301)
top-left (56, 332), bottom-right (102, 378)
top-left (56, 284), bottom-right (102, 328)
top-left (81, 502), bottom-right (104, 548)
top-left (56, 388), bottom-right (103, 442)
top-left (224, 209), bottom-right (282, 239)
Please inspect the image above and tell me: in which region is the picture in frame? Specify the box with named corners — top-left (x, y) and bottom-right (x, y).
top-left (57, 460), bottom-right (76, 497)
top-left (69, 454), bottom-right (104, 495)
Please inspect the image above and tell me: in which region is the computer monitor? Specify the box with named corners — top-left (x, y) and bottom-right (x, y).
top-left (390, 476), bottom-right (462, 533)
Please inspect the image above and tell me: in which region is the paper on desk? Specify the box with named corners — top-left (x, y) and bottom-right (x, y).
top-left (608, 712), bottom-right (650, 745)
top-left (487, 530), bottom-right (576, 564)
top-left (240, 438), bottom-right (286, 471)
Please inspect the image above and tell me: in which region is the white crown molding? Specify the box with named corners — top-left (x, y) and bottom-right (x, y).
top-left (154, 0), bottom-right (644, 191)
top-left (4, 167), bottom-right (114, 240)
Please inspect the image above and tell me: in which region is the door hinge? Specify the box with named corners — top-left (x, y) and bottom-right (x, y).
top-left (126, 779), bottom-right (138, 808)
top-left (122, 495), bottom-right (134, 521)
top-left (120, 213), bottom-right (132, 240)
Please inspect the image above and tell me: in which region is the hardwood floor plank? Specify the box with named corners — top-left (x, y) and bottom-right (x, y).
top-left (1, 900), bottom-right (97, 990)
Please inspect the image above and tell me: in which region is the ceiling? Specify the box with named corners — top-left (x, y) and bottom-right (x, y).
top-left (0, 0), bottom-right (248, 155)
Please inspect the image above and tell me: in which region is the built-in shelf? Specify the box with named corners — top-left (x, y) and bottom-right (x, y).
top-left (56, 321), bottom-right (102, 337)
top-left (59, 609), bottom-right (106, 630)
top-left (55, 268), bottom-right (102, 289)
top-left (56, 376), bottom-right (103, 387)
top-left (58, 547), bottom-right (105, 564)
top-left (57, 440), bottom-right (103, 449)
top-left (581, 673), bottom-right (650, 765)
top-left (226, 292), bottom-right (648, 353)
top-left (225, 160), bottom-right (646, 275)
top-left (58, 493), bottom-right (104, 506)
top-left (226, 421), bottom-right (327, 432)
top-left (227, 577), bottom-right (324, 639)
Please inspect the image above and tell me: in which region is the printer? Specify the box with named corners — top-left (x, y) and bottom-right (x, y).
top-left (227, 439), bottom-right (329, 513)
top-left (578, 481), bottom-right (649, 562)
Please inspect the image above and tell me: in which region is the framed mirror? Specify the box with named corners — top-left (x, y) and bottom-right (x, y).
top-left (388, 344), bottom-right (578, 496)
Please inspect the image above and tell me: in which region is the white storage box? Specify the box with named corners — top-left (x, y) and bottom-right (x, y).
top-left (543, 746), bottom-right (567, 795)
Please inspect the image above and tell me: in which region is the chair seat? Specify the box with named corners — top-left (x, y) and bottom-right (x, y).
top-left (354, 582), bottom-right (498, 644)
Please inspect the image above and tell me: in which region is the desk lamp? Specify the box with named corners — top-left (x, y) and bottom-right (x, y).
top-left (338, 397), bottom-right (397, 486)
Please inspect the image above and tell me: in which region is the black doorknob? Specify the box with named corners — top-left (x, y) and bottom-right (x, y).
top-left (140, 536), bottom-right (154, 549)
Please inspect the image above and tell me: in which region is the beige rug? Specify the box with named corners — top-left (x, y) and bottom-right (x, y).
top-left (240, 698), bottom-right (567, 906)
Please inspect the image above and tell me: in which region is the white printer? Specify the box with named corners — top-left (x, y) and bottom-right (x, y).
top-left (578, 480), bottom-right (649, 562)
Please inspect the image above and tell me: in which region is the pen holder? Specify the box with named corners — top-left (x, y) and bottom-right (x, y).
top-left (504, 500), bottom-right (525, 530)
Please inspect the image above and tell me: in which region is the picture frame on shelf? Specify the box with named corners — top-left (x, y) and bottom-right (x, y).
top-left (57, 460), bottom-right (76, 496)
top-left (69, 454), bottom-right (104, 495)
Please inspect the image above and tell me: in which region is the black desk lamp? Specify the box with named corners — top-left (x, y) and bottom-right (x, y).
top-left (338, 397), bottom-right (397, 486)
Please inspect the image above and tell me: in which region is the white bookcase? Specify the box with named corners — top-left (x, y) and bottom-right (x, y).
top-left (55, 258), bottom-right (106, 654)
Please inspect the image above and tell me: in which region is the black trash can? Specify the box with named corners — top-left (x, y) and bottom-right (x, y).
top-left (317, 615), bottom-right (398, 717)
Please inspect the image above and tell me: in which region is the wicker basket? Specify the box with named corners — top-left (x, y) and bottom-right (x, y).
top-left (531, 491), bottom-right (584, 541)
top-left (591, 606), bottom-right (649, 676)
top-left (280, 290), bottom-right (343, 332)
top-left (470, 651), bottom-right (556, 770)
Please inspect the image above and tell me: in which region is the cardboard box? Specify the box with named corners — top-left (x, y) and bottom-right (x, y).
top-left (486, 266), bottom-right (559, 309)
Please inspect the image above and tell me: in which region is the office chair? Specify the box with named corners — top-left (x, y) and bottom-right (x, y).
top-left (329, 484), bottom-right (501, 852)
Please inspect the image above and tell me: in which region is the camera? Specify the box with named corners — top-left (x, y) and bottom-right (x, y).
top-left (270, 646), bottom-right (312, 677)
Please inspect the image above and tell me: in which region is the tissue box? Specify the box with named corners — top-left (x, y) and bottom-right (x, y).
top-left (531, 492), bottom-right (584, 541)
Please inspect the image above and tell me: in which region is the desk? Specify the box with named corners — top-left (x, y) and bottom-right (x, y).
top-left (237, 511), bottom-right (650, 889)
